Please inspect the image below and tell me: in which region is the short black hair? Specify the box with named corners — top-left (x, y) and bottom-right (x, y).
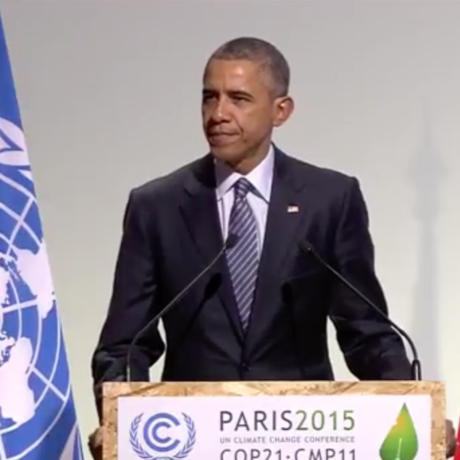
top-left (207, 37), bottom-right (290, 98)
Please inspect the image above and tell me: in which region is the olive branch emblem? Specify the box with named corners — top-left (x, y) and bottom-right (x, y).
top-left (129, 413), bottom-right (196, 460)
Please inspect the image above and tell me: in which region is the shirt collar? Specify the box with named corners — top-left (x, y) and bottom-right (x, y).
top-left (215, 144), bottom-right (274, 203)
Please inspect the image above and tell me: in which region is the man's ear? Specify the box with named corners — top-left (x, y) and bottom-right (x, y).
top-left (273, 96), bottom-right (294, 128)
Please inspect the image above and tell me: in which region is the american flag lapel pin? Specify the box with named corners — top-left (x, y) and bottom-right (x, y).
top-left (287, 205), bottom-right (299, 213)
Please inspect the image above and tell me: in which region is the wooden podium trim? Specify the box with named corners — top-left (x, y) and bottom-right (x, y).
top-left (102, 380), bottom-right (444, 460)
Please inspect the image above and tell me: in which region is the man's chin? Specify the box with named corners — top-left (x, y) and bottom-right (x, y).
top-left (209, 146), bottom-right (244, 165)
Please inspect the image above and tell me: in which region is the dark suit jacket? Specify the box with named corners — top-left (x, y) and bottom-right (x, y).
top-left (91, 147), bottom-right (411, 416)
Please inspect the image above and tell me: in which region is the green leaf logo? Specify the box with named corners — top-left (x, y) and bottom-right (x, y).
top-left (379, 403), bottom-right (419, 460)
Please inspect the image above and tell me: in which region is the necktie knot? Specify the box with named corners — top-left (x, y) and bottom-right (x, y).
top-left (234, 178), bottom-right (252, 199)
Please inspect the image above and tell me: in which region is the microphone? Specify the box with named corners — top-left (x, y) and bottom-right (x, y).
top-left (125, 233), bottom-right (238, 381)
top-left (299, 241), bottom-right (421, 381)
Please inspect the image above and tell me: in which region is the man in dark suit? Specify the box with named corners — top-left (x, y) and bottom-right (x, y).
top-left (89, 36), bottom-right (456, 458)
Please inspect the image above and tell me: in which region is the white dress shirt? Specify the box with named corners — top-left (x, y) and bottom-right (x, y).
top-left (214, 145), bottom-right (275, 255)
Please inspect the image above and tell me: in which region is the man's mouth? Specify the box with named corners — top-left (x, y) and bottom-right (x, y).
top-left (208, 132), bottom-right (238, 143)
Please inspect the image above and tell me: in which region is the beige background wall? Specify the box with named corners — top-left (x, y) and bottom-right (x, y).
top-left (2, 0), bottom-right (459, 457)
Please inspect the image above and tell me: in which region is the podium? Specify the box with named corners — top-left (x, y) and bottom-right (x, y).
top-left (102, 381), bottom-right (445, 460)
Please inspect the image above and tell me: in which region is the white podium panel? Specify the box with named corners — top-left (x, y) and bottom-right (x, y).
top-left (117, 394), bottom-right (431, 460)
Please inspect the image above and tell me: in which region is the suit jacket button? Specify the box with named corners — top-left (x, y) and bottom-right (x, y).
top-left (241, 363), bottom-right (251, 372)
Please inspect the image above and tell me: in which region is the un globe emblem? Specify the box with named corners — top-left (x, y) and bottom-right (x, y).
top-left (129, 412), bottom-right (197, 460)
top-left (0, 118), bottom-right (79, 458)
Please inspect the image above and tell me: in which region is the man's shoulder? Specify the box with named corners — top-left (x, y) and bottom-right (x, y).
top-left (282, 151), bottom-right (357, 192)
top-left (129, 156), bottom-right (208, 203)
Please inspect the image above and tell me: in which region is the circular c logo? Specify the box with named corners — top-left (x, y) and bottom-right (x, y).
top-left (142, 412), bottom-right (181, 453)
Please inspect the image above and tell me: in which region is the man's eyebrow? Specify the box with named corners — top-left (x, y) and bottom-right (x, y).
top-left (202, 88), bottom-right (253, 98)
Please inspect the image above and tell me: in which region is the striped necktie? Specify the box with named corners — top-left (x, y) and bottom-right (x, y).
top-left (226, 178), bottom-right (259, 331)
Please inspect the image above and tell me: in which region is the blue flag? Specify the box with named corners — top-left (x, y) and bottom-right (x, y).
top-left (0, 12), bottom-right (83, 460)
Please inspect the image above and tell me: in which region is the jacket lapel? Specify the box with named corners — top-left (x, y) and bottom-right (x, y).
top-left (179, 155), bottom-right (244, 343)
top-left (244, 149), bottom-right (310, 354)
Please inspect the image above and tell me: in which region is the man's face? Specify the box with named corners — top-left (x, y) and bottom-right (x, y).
top-left (202, 59), bottom-right (292, 167)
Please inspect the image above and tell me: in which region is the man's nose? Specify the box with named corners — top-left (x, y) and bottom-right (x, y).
top-left (210, 99), bottom-right (231, 122)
